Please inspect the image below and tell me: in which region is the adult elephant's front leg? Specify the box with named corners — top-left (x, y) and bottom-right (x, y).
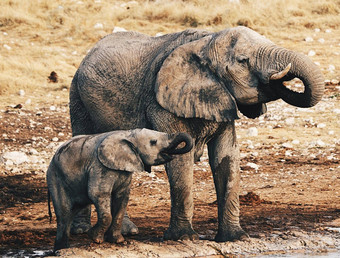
top-left (163, 150), bottom-right (199, 241)
top-left (208, 122), bottom-right (248, 242)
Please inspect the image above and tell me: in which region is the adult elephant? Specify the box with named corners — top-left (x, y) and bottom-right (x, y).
top-left (69, 26), bottom-right (324, 242)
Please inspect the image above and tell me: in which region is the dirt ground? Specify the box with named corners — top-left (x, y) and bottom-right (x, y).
top-left (0, 83), bottom-right (339, 257)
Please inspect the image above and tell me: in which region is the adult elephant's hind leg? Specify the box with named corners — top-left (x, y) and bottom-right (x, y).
top-left (163, 150), bottom-right (199, 241)
top-left (208, 122), bottom-right (248, 242)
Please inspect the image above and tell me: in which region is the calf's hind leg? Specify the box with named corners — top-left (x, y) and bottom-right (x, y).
top-left (51, 186), bottom-right (74, 251)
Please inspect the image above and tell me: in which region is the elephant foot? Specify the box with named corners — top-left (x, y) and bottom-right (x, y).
top-left (106, 233), bottom-right (125, 244)
top-left (214, 225), bottom-right (249, 242)
top-left (88, 227), bottom-right (105, 244)
top-left (54, 240), bottom-right (69, 252)
top-left (71, 222), bottom-right (91, 235)
top-left (163, 224), bottom-right (199, 241)
top-left (121, 214), bottom-right (139, 236)
top-left (70, 221), bottom-right (92, 235)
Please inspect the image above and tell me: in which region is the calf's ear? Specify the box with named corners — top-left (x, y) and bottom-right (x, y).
top-left (97, 134), bottom-right (144, 173)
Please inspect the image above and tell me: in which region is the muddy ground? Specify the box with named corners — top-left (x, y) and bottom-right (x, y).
top-left (0, 83), bottom-right (339, 257)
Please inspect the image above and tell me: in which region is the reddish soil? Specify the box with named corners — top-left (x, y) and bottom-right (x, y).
top-left (0, 83), bottom-right (339, 256)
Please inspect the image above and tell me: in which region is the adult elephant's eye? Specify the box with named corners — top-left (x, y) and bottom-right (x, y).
top-left (236, 55), bottom-right (249, 65)
top-left (150, 140), bottom-right (157, 146)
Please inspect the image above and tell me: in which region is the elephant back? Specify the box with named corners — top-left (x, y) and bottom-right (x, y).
top-left (72, 30), bottom-right (211, 132)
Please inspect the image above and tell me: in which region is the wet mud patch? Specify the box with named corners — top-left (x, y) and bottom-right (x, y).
top-left (0, 174), bottom-right (47, 209)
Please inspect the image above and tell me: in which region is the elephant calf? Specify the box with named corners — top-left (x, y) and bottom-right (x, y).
top-left (47, 128), bottom-right (193, 251)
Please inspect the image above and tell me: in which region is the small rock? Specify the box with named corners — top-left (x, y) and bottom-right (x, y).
top-left (318, 38), bottom-right (325, 44)
top-left (333, 109), bottom-right (340, 114)
top-left (292, 140), bottom-right (300, 145)
top-left (148, 172), bottom-right (156, 178)
top-left (331, 79), bottom-right (339, 85)
top-left (13, 104), bottom-right (22, 109)
top-left (243, 140), bottom-right (254, 149)
top-left (25, 99), bottom-right (32, 105)
top-left (50, 106), bottom-right (56, 111)
top-left (247, 127), bottom-right (258, 137)
top-left (246, 162), bottom-right (259, 170)
top-left (285, 117), bottom-right (295, 125)
top-left (5, 160), bottom-right (14, 166)
top-left (310, 140), bottom-right (326, 147)
top-left (29, 156), bottom-right (40, 164)
top-left (282, 142), bottom-right (293, 148)
top-left (316, 123), bottom-right (326, 128)
top-left (304, 37), bottom-right (313, 42)
top-left (52, 137), bottom-right (59, 142)
top-left (112, 27), bottom-right (127, 33)
top-left (308, 50), bottom-right (316, 57)
top-left (18, 90), bottom-right (25, 96)
top-left (2, 151), bottom-right (29, 165)
top-left (3, 44), bottom-right (11, 50)
top-left (328, 64), bottom-right (335, 72)
top-left (94, 23), bottom-right (104, 29)
top-left (48, 71), bottom-right (58, 83)
top-left (325, 29), bottom-right (332, 33)
top-left (314, 28), bottom-right (320, 33)
top-left (29, 148), bottom-right (39, 155)
top-left (285, 150), bottom-right (292, 157)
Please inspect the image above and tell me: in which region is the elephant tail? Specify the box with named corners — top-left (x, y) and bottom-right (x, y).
top-left (69, 70), bottom-right (96, 136)
top-left (48, 189), bottom-right (52, 223)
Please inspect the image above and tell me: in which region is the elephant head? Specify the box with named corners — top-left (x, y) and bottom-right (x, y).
top-left (155, 26), bottom-right (324, 121)
top-left (97, 129), bottom-right (193, 173)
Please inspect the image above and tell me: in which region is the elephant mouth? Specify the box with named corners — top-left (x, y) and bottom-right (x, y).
top-left (154, 152), bottom-right (174, 165)
top-left (160, 151), bottom-right (174, 161)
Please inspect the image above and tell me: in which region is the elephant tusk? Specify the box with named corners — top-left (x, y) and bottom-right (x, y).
top-left (270, 63), bottom-right (292, 80)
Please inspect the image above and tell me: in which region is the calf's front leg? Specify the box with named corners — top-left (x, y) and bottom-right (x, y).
top-left (208, 122), bottom-right (248, 241)
top-left (105, 175), bottom-right (132, 244)
top-left (87, 171), bottom-right (115, 243)
top-left (87, 196), bottom-right (112, 243)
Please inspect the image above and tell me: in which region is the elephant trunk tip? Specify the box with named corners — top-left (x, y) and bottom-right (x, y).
top-left (269, 50), bottom-right (325, 108)
top-left (164, 133), bottom-right (193, 155)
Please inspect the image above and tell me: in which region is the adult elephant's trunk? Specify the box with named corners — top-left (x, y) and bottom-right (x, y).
top-left (261, 46), bottom-right (325, 108)
top-left (164, 133), bottom-right (193, 155)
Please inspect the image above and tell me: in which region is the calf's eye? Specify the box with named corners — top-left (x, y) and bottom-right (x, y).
top-left (150, 140), bottom-right (157, 146)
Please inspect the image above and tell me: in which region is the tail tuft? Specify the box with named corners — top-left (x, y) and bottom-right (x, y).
top-left (48, 189), bottom-right (52, 223)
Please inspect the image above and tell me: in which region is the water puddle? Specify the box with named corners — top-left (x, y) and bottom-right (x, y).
top-left (263, 252), bottom-right (340, 258)
top-left (326, 227), bottom-right (340, 233)
top-left (2, 249), bottom-right (52, 258)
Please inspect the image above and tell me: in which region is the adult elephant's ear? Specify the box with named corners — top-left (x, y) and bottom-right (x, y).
top-left (97, 134), bottom-right (144, 173)
top-left (237, 103), bottom-right (267, 119)
top-left (155, 36), bottom-right (239, 122)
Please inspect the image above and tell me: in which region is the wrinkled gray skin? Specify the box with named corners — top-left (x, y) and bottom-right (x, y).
top-left (69, 26), bottom-right (324, 242)
top-left (47, 128), bottom-right (193, 251)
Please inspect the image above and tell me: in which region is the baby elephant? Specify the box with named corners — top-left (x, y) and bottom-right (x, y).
top-left (47, 128), bottom-right (193, 251)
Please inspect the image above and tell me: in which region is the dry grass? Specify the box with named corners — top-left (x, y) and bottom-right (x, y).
top-left (0, 0), bottom-right (339, 99)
